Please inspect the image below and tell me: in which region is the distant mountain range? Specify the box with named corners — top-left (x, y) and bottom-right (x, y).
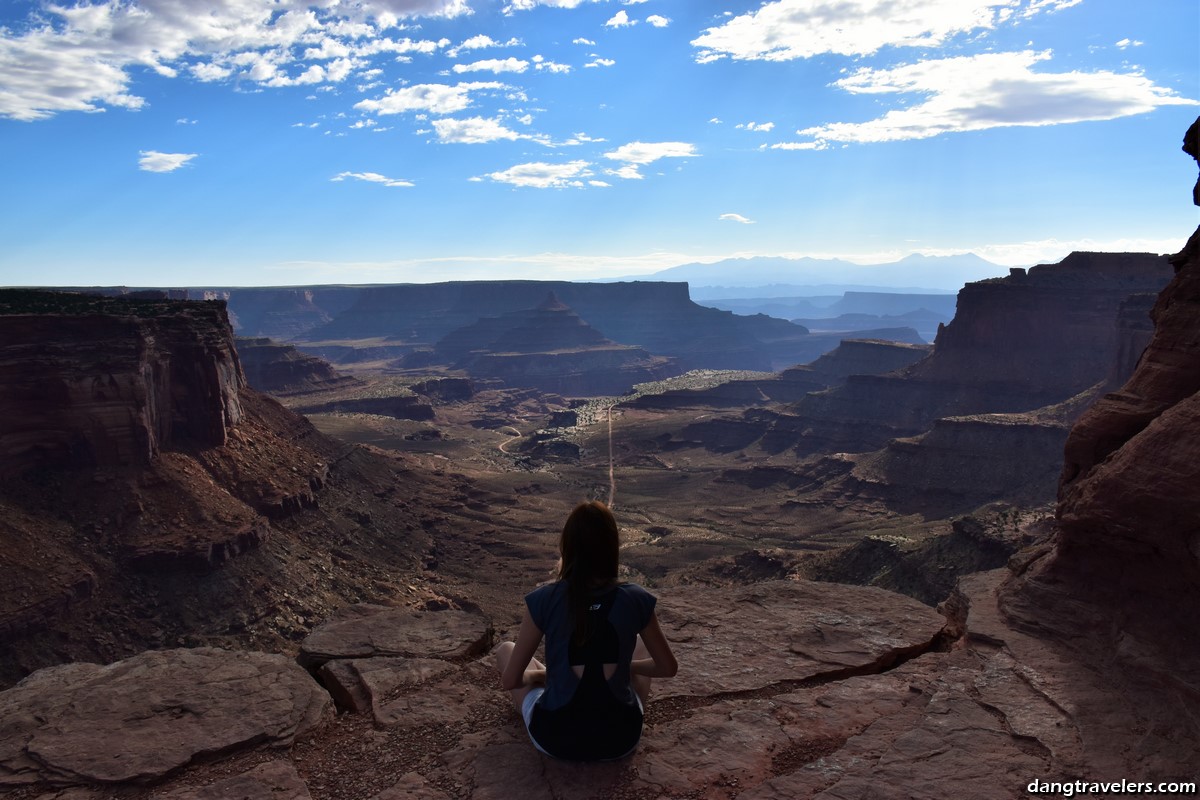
top-left (603, 253), bottom-right (1008, 295)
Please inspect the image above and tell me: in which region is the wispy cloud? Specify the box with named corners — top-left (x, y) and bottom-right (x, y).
top-left (605, 141), bottom-right (697, 164)
top-left (331, 171), bottom-right (414, 187)
top-left (719, 213), bottom-right (755, 224)
top-left (603, 141), bottom-right (697, 179)
top-left (504, 0), bottom-right (602, 11)
top-left (646, 15), bottom-right (671, 28)
top-left (355, 81), bottom-right (506, 116)
top-left (691, 0), bottom-right (1075, 63)
top-left (452, 58), bottom-right (529, 75)
top-left (138, 151), bottom-right (198, 173)
top-left (431, 116), bottom-right (522, 143)
top-left (482, 160), bottom-right (594, 188)
top-left (446, 35), bottom-right (522, 59)
top-left (0, 2), bottom-right (460, 121)
top-left (737, 121), bottom-right (775, 132)
top-left (796, 50), bottom-right (1198, 144)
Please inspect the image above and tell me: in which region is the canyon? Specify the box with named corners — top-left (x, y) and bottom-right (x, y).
top-left (0, 122), bottom-right (1197, 799)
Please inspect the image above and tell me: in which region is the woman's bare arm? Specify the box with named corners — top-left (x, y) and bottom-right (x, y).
top-left (631, 612), bottom-right (678, 678)
top-left (500, 606), bottom-right (545, 690)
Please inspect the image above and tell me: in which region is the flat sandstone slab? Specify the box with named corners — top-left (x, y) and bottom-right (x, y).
top-left (654, 580), bottom-right (948, 698)
top-left (0, 648), bottom-right (330, 787)
top-left (298, 606), bottom-right (494, 670)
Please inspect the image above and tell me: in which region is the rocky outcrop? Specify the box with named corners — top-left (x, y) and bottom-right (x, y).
top-left (0, 648), bottom-right (329, 788)
top-left (410, 376), bottom-right (474, 402)
top-left (1019, 118), bottom-right (1200, 661)
top-left (763, 252), bottom-right (1172, 456)
top-left (419, 293), bottom-right (676, 396)
top-left (0, 290), bottom-right (245, 476)
top-left (236, 337), bottom-right (358, 395)
top-left (855, 412), bottom-right (1072, 513)
top-left (627, 339), bottom-right (931, 412)
top-left (302, 281), bottom-right (814, 372)
top-left (291, 393), bottom-right (436, 421)
top-left (209, 287), bottom-right (352, 340)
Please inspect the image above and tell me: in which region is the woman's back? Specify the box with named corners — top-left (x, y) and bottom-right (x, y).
top-left (525, 581), bottom-right (654, 760)
top-left (494, 501), bottom-right (677, 761)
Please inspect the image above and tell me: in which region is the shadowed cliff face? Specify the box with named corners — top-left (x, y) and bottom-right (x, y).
top-left (760, 251), bottom-right (1174, 457)
top-left (1028, 120), bottom-right (1200, 651)
top-left (0, 292), bottom-right (245, 476)
top-left (236, 337), bottom-right (359, 395)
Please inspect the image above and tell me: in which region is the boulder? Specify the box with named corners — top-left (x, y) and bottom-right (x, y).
top-left (299, 605), bottom-right (494, 671)
top-left (0, 648), bottom-right (330, 788)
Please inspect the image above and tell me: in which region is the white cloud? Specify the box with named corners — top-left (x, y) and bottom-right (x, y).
top-left (504, 0), bottom-right (600, 11)
top-left (452, 57), bottom-right (529, 74)
top-left (606, 164), bottom-right (643, 180)
top-left (431, 116), bottom-right (522, 143)
top-left (1115, 38), bottom-right (1144, 49)
top-left (691, 0), bottom-right (1072, 63)
top-left (605, 141), bottom-right (697, 164)
top-left (482, 160), bottom-right (593, 188)
top-left (331, 170), bottom-right (414, 187)
top-left (573, 37), bottom-right (596, 45)
top-left (605, 11), bottom-right (636, 28)
top-left (138, 150), bottom-right (198, 173)
top-left (736, 121), bottom-right (775, 132)
top-left (535, 59), bottom-right (572, 73)
top-left (646, 15), bottom-right (671, 28)
top-left (0, 0), bottom-right (460, 121)
top-left (798, 50), bottom-right (1198, 144)
top-left (1021, 0), bottom-right (1083, 17)
top-left (355, 81), bottom-right (505, 115)
top-left (584, 57), bottom-right (616, 68)
top-left (719, 213), bottom-right (755, 224)
top-left (446, 35), bottom-right (521, 58)
top-left (766, 141), bottom-right (828, 150)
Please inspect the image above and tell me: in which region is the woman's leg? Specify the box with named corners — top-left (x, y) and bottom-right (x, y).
top-left (494, 641), bottom-right (545, 711)
top-left (631, 635), bottom-right (652, 706)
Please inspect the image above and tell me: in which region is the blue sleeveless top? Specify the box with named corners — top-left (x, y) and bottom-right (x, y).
top-left (524, 581), bottom-right (657, 760)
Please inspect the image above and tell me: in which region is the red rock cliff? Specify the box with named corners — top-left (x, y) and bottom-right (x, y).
top-left (1043, 121), bottom-right (1200, 642)
top-left (0, 291), bottom-right (245, 476)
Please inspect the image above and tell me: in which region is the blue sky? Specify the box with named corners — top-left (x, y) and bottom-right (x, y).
top-left (1, 0), bottom-right (1196, 287)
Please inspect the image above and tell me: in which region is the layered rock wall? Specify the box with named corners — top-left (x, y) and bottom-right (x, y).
top-left (307, 281), bottom-right (810, 372)
top-left (236, 337), bottom-right (358, 395)
top-left (1039, 121), bottom-right (1200, 649)
top-left (766, 252), bottom-right (1172, 455)
top-left (0, 292), bottom-right (245, 476)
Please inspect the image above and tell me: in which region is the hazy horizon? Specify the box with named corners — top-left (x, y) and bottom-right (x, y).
top-left (1, 0), bottom-right (1196, 288)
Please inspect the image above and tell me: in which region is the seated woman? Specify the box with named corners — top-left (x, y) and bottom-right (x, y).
top-left (494, 500), bottom-right (678, 760)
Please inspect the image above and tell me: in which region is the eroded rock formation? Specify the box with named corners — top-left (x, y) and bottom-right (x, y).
top-left (1007, 117), bottom-right (1200, 667)
top-left (0, 292), bottom-right (429, 688)
top-left (236, 337), bottom-right (359, 395)
top-left (0, 291), bottom-right (245, 476)
top-left (428, 293), bottom-right (676, 396)
top-left (765, 253), bottom-right (1173, 456)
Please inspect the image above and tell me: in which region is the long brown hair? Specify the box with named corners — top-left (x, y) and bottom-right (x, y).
top-left (559, 500), bottom-right (620, 645)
